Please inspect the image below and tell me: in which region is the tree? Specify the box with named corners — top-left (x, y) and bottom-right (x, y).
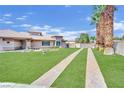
top-left (122, 35), bottom-right (124, 40)
top-left (76, 33), bottom-right (90, 43)
top-left (91, 5), bottom-right (116, 55)
top-left (90, 36), bottom-right (96, 42)
top-left (90, 36), bottom-right (96, 40)
top-left (80, 33), bottom-right (90, 43)
top-left (91, 5), bottom-right (106, 47)
top-left (103, 5), bottom-right (116, 55)
top-left (75, 38), bottom-right (80, 43)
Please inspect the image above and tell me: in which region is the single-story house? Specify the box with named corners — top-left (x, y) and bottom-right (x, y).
top-left (0, 29), bottom-right (65, 51)
top-left (66, 40), bottom-right (76, 48)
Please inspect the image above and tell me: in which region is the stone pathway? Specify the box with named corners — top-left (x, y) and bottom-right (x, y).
top-left (85, 48), bottom-right (107, 88)
top-left (31, 48), bottom-right (83, 88)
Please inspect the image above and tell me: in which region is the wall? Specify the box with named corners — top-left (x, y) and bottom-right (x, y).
top-left (31, 40), bottom-right (55, 49)
top-left (114, 41), bottom-right (124, 56)
top-left (75, 43), bottom-right (80, 48)
top-left (61, 42), bottom-right (66, 48)
top-left (0, 38), bottom-right (3, 50)
top-left (2, 38), bottom-right (15, 50)
top-left (80, 43), bottom-right (95, 48)
top-left (25, 40), bottom-right (31, 49)
top-left (41, 41), bottom-right (55, 48)
top-left (68, 43), bottom-right (76, 48)
top-left (14, 40), bottom-right (22, 50)
top-left (50, 41), bottom-right (54, 47)
top-left (31, 40), bottom-right (41, 49)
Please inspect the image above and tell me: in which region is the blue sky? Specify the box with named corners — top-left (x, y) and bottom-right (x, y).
top-left (0, 5), bottom-right (124, 40)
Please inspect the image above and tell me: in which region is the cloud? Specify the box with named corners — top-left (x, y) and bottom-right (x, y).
top-left (30, 25), bottom-right (53, 31)
top-left (27, 12), bottom-right (34, 15)
top-left (0, 19), bottom-right (3, 22)
top-left (0, 19), bottom-right (14, 24)
top-left (30, 26), bottom-right (43, 30)
top-left (86, 17), bottom-right (91, 21)
top-left (44, 25), bottom-right (51, 29)
top-left (4, 14), bottom-right (12, 17)
top-left (20, 24), bottom-right (32, 27)
top-left (14, 23), bottom-right (95, 40)
top-left (3, 21), bottom-right (14, 24)
top-left (22, 16), bottom-right (28, 18)
top-left (16, 16), bottom-right (28, 20)
top-left (28, 25), bottom-right (96, 40)
top-left (16, 17), bottom-right (25, 20)
top-left (114, 21), bottom-right (124, 31)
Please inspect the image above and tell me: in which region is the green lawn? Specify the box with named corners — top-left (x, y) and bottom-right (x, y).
top-left (51, 49), bottom-right (87, 88)
top-left (93, 49), bottom-right (124, 88)
top-left (0, 48), bottom-right (77, 84)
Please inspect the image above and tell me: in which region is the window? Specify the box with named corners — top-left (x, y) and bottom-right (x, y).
top-left (56, 41), bottom-right (61, 46)
top-left (7, 41), bottom-right (10, 44)
top-left (42, 41), bottom-right (50, 46)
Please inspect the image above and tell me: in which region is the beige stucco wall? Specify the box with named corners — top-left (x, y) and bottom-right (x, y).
top-left (50, 41), bottom-right (54, 47)
top-left (0, 38), bottom-right (3, 51)
top-left (31, 40), bottom-right (55, 49)
top-left (31, 40), bottom-right (41, 49)
top-left (14, 40), bottom-right (22, 49)
top-left (0, 38), bottom-right (31, 51)
top-left (75, 43), bottom-right (81, 48)
top-left (25, 40), bottom-right (31, 49)
top-left (114, 41), bottom-right (124, 56)
top-left (69, 43), bottom-right (76, 48)
top-left (2, 38), bottom-right (15, 50)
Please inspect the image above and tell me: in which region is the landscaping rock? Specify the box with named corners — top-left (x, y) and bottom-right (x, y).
top-left (104, 48), bottom-right (114, 55)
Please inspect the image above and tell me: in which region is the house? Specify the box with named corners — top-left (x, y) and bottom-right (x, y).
top-left (0, 29), bottom-right (65, 51)
top-left (52, 36), bottom-right (64, 48)
top-left (66, 40), bottom-right (76, 48)
top-left (0, 30), bottom-right (32, 51)
top-left (29, 31), bottom-right (56, 49)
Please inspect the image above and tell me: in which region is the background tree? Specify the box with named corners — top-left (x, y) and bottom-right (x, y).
top-left (90, 36), bottom-right (96, 43)
top-left (75, 33), bottom-right (90, 43)
top-left (122, 35), bottom-right (124, 40)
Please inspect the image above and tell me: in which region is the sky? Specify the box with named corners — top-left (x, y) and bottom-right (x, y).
top-left (0, 5), bottom-right (124, 40)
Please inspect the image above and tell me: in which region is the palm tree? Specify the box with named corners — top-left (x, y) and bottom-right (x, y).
top-left (103, 5), bottom-right (115, 55)
top-left (91, 13), bottom-right (100, 47)
top-left (91, 5), bottom-right (116, 55)
top-left (91, 5), bottom-right (106, 48)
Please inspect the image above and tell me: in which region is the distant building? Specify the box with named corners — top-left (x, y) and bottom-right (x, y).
top-left (0, 29), bottom-right (65, 51)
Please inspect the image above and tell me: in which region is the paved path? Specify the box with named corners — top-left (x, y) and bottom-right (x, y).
top-left (85, 48), bottom-right (107, 88)
top-left (31, 48), bottom-right (83, 88)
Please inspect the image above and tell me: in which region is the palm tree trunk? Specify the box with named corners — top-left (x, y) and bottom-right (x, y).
top-left (99, 12), bottom-right (105, 48)
top-left (104, 5), bottom-right (114, 55)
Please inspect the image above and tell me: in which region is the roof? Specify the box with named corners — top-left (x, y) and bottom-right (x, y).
top-left (52, 36), bottom-right (63, 38)
top-left (32, 36), bottom-right (56, 41)
top-left (0, 30), bottom-right (31, 39)
top-left (0, 29), bottom-right (58, 41)
top-left (28, 31), bottom-right (42, 36)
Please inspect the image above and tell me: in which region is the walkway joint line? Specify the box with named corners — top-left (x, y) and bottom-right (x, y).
top-left (85, 48), bottom-right (107, 88)
top-left (31, 48), bottom-right (83, 88)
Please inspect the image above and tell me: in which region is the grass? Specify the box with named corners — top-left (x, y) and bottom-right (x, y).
top-left (51, 49), bottom-right (87, 88)
top-left (0, 48), bottom-right (78, 84)
top-left (93, 49), bottom-right (124, 88)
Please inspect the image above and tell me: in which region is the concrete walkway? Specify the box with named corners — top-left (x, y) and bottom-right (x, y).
top-left (85, 48), bottom-right (107, 88)
top-left (31, 48), bottom-right (83, 88)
